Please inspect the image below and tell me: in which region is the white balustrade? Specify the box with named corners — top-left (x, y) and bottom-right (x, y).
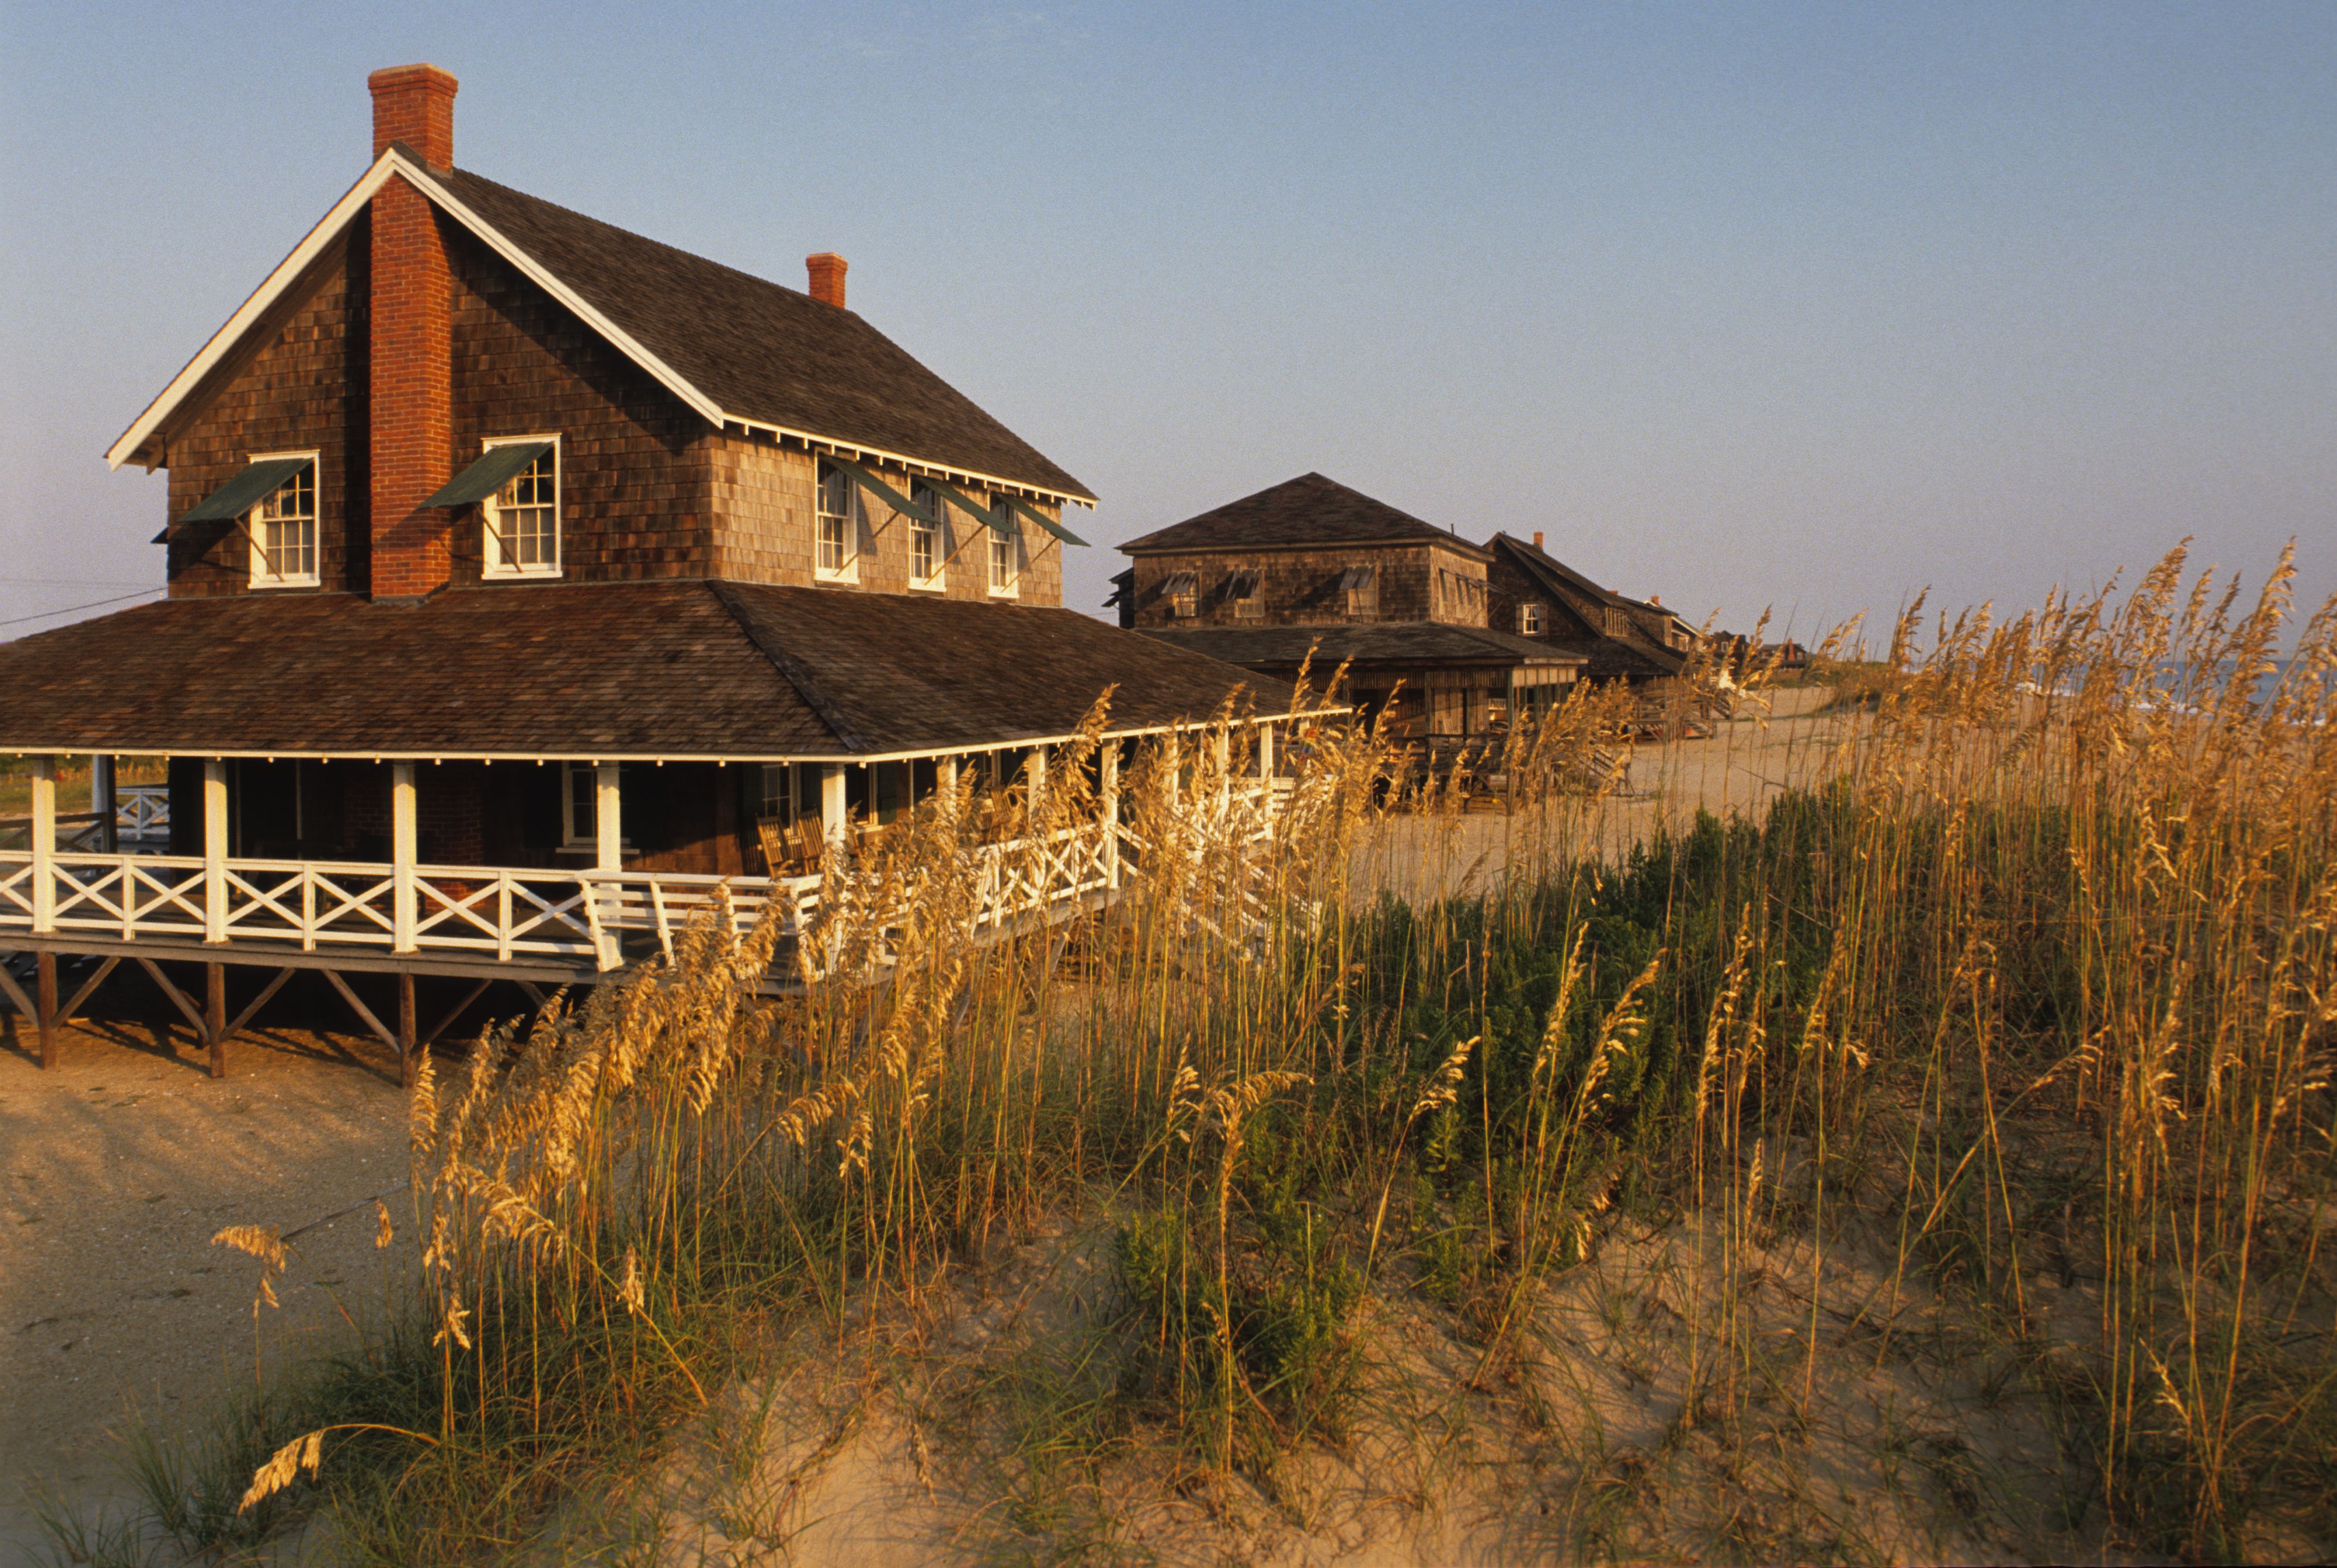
top-left (0, 811), bottom-right (1206, 978)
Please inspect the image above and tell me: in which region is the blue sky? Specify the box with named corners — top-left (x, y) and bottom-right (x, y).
top-left (2, 1), bottom-right (2330, 647)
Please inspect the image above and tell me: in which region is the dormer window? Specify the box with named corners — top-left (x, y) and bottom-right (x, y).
top-left (1227, 569), bottom-right (1262, 620)
top-left (1161, 571), bottom-right (1199, 618)
top-left (817, 461), bottom-right (862, 582)
top-left (910, 482), bottom-right (945, 589)
top-left (482, 436), bottom-right (560, 577)
top-left (1519, 602), bottom-right (1545, 636)
top-left (246, 452), bottom-right (319, 587)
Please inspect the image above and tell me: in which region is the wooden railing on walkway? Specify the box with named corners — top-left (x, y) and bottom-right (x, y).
top-left (0, 818), bottom-right (1134, 976)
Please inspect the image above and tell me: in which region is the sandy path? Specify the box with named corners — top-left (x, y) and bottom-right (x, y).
top-left (0, 991), bottom-right (419, 1554)
top-left (1354, 683), bottom-right (1853, 906)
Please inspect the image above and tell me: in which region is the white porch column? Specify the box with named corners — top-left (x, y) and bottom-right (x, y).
top-left (937, 755), bottom-right (959, 799)
top-left (1100, 739), bottom-right (1121, 890)
top-left (594, 762), bottom-right (622, 871)
top-left (1210, 726), bottom-right (1231, 812)
top-left (821, 763), bottom-right (848, 852)
top-left (1162, 732), bottom-right (1181, 807)
top-left (92, 755), bottom-right (118, 855)
top-left (1257, 722), bottom-right (1275, 792)
top-left (1025, 745), bottom-right (1048, 806)
top-left (390, 761), bottom-right (418, 953)
top-left (202, 759), bottom-right (229, 943)
top-left (28, 756), bottom-right (57, 934)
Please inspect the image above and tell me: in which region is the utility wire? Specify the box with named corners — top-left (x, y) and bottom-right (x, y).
top-left (0, 587), bottom-right (163, 628)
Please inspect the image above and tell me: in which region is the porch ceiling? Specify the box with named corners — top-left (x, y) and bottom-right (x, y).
top-left (0, 580), bottom-right (1300, 762)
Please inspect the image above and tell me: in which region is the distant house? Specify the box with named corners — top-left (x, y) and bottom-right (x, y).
top-left (1482, 532), bottom-right (1692, 685)
top-left (0, 65), bottom-right (1292, 1074)
top-left (1116, 474), bottom-right (1584, 743)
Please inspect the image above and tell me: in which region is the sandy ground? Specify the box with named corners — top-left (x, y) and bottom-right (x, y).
top-left (1355, 683), bottom-right (1852, 906)
top-left (0, 977), bottom-right (451, 1557)
top-left (0, 685), bottom-right (1855, 1561)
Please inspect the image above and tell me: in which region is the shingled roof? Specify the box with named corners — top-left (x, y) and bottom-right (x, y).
top-left (108, 149), bottom-right (1092, 502)
top-left (0, 584), bottom-right (1286, 761)
top-left (438, 169), bottom-right (1091, 500)
top-left (1122, 474), bottom-right (1488, 558)
top-left (1138, 622), bottom-right (1584, 672)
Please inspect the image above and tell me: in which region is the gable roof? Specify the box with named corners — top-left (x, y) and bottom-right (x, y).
top-left (0, 583), bottom-right (1287, 762)
top-left (108, 149), bottom-right (1093, 505)
top-left (1122, 473), bottom-right (1488, 558)
top-left (1485, 533), bottom-right (1685, 678)
top-left (1139, 622), bottom-right (1585, 672)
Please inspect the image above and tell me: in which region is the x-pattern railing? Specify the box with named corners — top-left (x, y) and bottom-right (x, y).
top-left (2, 814), bottom-right (1177, 976)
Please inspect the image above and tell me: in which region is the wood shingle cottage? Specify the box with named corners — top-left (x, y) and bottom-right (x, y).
top-left (1480, 531), bottom-right (1692, 685)
top-left (0, 65), bottom-right (1294, 1075)
top-left (1115, 473), bottom-right (1584, 745)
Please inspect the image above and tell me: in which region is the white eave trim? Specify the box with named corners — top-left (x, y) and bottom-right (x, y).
top-left (751, 426), bottom-right (1094, 512)
top-left (108, 150), bottom-right (1100, 512)
top-left (0, 710), bottom-right (1335, 769)
top-left (107, 155), bottom-right (403, 469)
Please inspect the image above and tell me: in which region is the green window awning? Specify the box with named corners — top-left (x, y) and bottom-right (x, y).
top-left (822, 455), bottom-right (935, 524)
top-left (920, 475), bottom-right (1014, 537)
top-left (996, 493), bottom-right (1089, 547)
top-left (421, 442), bottom-right (553, 509)
top-left (177, 456), bottom-right (312, 523)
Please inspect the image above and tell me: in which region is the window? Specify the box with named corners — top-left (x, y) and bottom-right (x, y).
top-left (1162, 571), bottom-right (1199, 618)
top-left (987, 511), bottom-right (1020, 596)
top-left (1338, 564), bottom-right (1378, 621)
top-left (817, 461), bottom-right (861, 581)
top-left (562, 763), bottom-right (596, 848)
top-left (910, 483), bottom-right (944, 589)
top-left (483, 437), bottom-right (560, 577)
top-left (1228, 569), bottom-right (1262, 620)
top-left (247, 454), bottom-right (319, 587)
top-left (1520, 602), bottom-right (1545, 636)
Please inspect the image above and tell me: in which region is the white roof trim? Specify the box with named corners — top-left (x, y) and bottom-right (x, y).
top-left (107, 154), bottom-right (404, 469)
top-left (0, 711), bottom-right (1326, 768)
top-left (107, 151), bottom-right (1097, 509)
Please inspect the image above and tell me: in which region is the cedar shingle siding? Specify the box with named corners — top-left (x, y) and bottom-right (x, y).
top-left (165, 235), bottom-right (368, 598)
top-left (446, 222), bottom-right (712, 584)
top-left (1125, 545), bottom-right (1484, 629)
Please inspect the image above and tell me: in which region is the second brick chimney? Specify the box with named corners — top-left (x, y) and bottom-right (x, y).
top-left (806, 252), bottom-right (847, 309)
top-left (368, 65), bottom-right (459, 598)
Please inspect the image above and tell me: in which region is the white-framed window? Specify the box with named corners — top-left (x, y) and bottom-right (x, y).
top-left (817, 461), bottom-right (861, 582)
top-left (1520, 602), bottom-right (1544, 636)
top-left (987, 509), bottom-right (1020, 597)
top-left (247, 452), bottom-right (319, 587)
top-left (562, 762), bottom-right (596, 849)
top-left (483, 436), bottom-right (560, 578)
top-left (910, 483), bottom-right (945, 590)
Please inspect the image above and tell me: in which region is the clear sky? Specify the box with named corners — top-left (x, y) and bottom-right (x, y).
top-left (3, 1), bottom-right (2330, 647)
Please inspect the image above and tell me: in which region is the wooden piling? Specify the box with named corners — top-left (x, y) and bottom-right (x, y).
top-left (206, 961), bottom-right (227, 1078)
top-left (36, 951), bottom-right (58, 1070)
top-left (398, 971), bottom-right (418, 1088)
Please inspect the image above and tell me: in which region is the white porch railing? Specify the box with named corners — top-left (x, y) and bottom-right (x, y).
top-left (0, 852), bottom-right (830, 972)
top-left (0, 822), bottom-right (1125, 975)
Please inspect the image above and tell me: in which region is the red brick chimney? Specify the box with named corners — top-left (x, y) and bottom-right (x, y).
top-left (806, 252), bottom-right (847, 308)
top-left (367, 65), bottom-right (458, 598)
top-left (1532, 530), bottom-right (1544, 550)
